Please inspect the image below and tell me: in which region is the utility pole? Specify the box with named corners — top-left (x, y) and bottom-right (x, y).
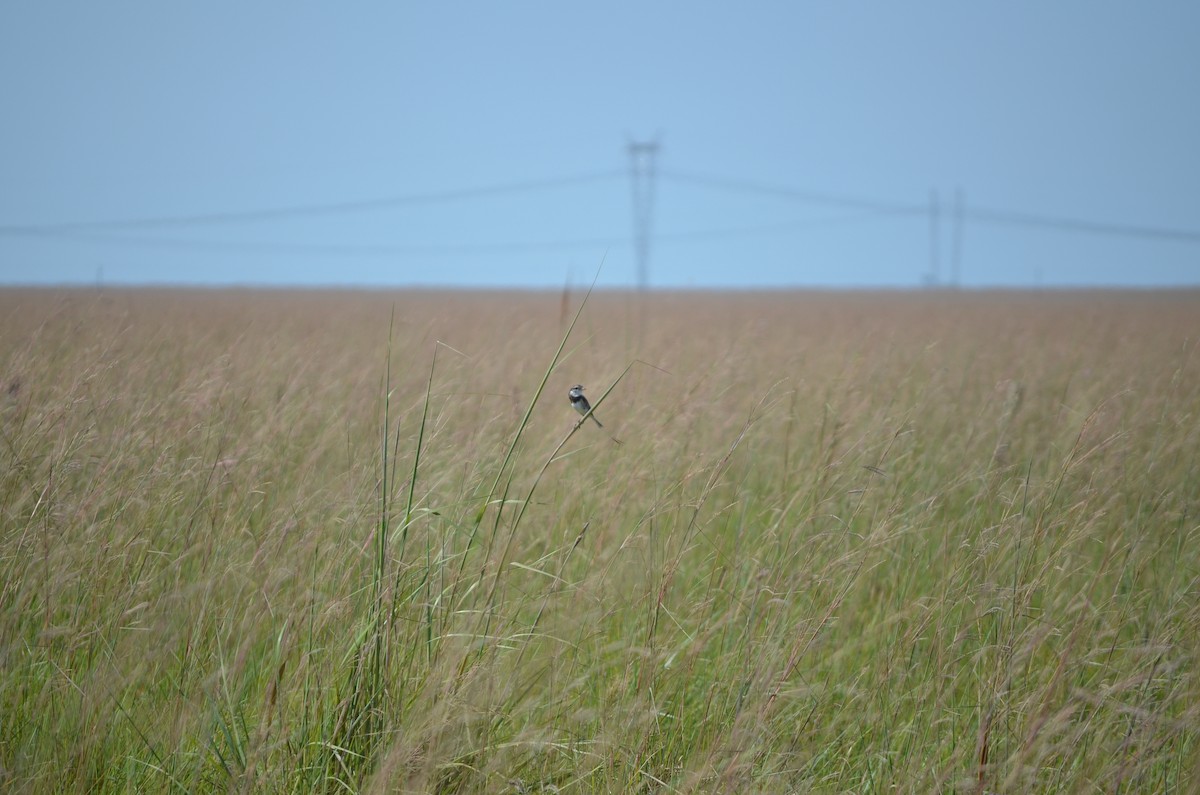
top-left (950, 187), bottom-right (964, 288)
top-left (927, 189), bottom-right (940, 286)
top-left (628, 139), bottom-right (660, 291)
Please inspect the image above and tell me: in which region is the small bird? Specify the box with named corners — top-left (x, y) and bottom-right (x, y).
top-left (568, 384), bottom-right (603, 427)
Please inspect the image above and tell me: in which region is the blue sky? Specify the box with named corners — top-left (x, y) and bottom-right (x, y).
top-left (2, 3), bottom-right (1198, 289)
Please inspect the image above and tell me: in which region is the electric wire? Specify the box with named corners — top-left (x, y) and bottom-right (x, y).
top-left (2, 167), bottom-right (1199, 257)
top-left (0, 170), bottom-right (625, 233)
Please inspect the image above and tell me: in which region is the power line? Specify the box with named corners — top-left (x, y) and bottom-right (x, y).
top-left (7, 210), bottom-right (904, 258)
top-left (4, 165), bottom-right (1200, 260)
top-left (655, 209), bottom-right (913, 244)
top-left (659, 168), bottom-right (927, 215)
top-left (6, 227), bottom-right (625, 257)
top-left (661, 168), bottom-right (1200, 244)
top-left (964, 205), bottom-right (1200, 243)
top-left (0, 170), bottom-right (624, 234)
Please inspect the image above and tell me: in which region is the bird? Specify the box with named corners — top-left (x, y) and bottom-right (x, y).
top-left (568, 384), bottom-right (604, 428)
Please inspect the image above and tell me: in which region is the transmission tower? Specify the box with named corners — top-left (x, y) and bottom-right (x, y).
top-left (927, 189), bottom-right (940, 286)
top-left (950, 187), bottom-right (964, 287)
top-left (627, 139), bottom-right (660, 291)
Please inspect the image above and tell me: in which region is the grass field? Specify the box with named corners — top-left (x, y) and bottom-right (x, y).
top-left (1, 287), bottom-right (1198, 793)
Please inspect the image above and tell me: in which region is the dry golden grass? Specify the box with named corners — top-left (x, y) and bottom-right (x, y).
top-left (1, 286), bottom-right (1197, 793)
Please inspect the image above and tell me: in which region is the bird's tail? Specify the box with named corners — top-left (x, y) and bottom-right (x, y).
top-left (589, 414), bottom-right (604, 428)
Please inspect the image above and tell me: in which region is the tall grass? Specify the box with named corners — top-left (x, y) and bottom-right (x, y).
top-left (1, 287), bottom-right (1197, 793)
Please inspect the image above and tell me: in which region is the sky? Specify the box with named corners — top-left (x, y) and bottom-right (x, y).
top-left (1, 3), bottom-right (1198, 290)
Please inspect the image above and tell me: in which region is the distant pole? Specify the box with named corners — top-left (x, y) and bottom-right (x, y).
top-left (951, 187), bottom-right (964, 287)
top-left (628, 139), bottom-right (660, 291)
top-left (928, 189), bottom-right (940, 286)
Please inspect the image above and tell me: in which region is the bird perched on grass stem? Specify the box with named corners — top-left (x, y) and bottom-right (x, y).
top-left (568, 384), bottom-right (603, 427)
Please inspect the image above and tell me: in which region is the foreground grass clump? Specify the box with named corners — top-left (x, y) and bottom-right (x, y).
top-left (1, 287), bottom-right (1197, 793)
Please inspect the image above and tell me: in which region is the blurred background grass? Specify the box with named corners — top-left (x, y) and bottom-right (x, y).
top-left (1, 288), bottom-right (1197, 792)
